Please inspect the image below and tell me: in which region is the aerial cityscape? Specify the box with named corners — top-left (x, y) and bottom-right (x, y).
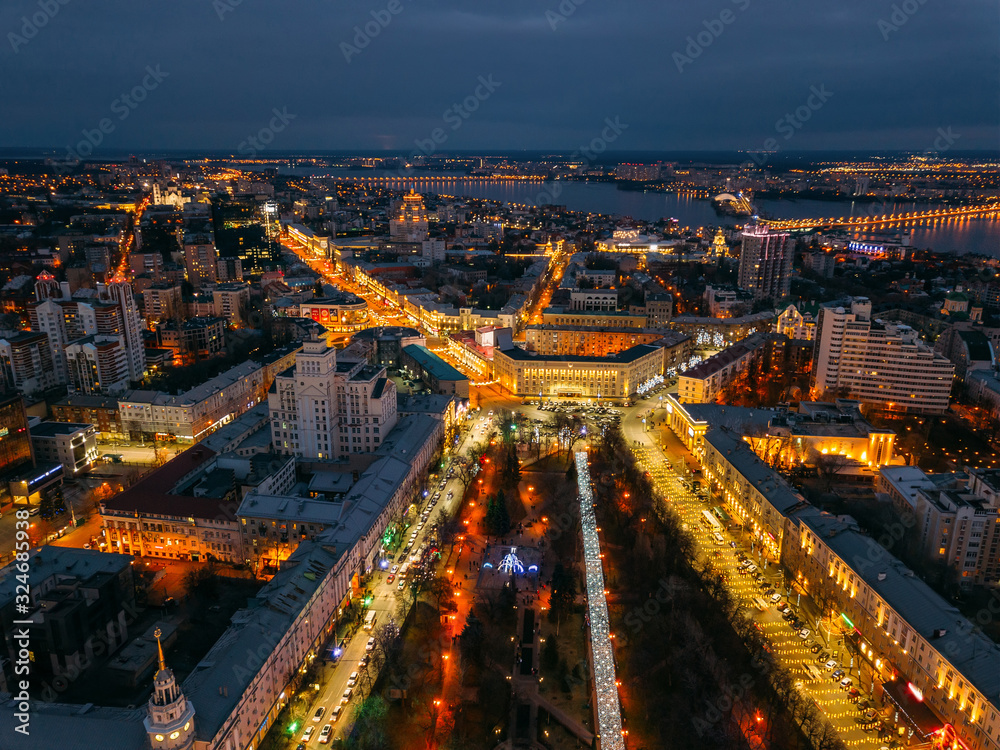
top-left (0, 2), bottom-right (999, 750)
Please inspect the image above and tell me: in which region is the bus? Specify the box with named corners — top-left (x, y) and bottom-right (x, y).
top-left (364, 610), bottom-right (377, 631)
top-left (701, 510), bottom-right (723, 533)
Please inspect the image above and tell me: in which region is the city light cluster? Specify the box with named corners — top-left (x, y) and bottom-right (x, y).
top-left (575, 451), bottom-right (626, 750)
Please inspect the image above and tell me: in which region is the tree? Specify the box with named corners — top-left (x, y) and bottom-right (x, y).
top-left (500, 443), bottom-right (521, 487)
top-left (344, 695), bottom-right (392, 750)
top-left (541, 634), bottom-right (560, 671)
top-left (812, 450), bottom-right (852, 489)
top-left (549, 563), bottom-right (577, 620)
top-left (459, 612), bottom-right (485, 667)
top-left (484, 492), bottom-right (511, 537)
top-left (184, 564), bottom-right (220, 598)
top-left (452, 456), bottom-right (480, 496)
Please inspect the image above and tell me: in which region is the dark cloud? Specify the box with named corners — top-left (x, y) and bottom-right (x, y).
top-left (1, 0), bottom-right (997, 152)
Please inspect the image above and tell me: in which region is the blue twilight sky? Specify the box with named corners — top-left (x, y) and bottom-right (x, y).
top-left (1, 0), bottom-right (998, 154)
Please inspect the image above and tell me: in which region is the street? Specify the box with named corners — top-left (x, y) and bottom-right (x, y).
top-left (619, 397), bottom-right (885, 749)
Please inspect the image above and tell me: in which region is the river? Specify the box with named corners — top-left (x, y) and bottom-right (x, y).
top-left (265, 167), bottom-right (1000, 256)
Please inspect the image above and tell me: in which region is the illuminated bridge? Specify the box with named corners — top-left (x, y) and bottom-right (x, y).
top-left (759, 201), bottom-right (1000, 232)
top-left (337, 175), bottom-right (546, 184)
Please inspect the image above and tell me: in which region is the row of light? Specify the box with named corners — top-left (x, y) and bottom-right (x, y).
top-left (575, 451), bottom-right (626, 749)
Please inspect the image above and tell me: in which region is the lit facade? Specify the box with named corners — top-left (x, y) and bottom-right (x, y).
top-left (269, 336), bottom-right (398, 459)
top-left (812, 298), bottom-right (955, 413)
top-left (494, 344), bottom-right (663, 399)
top-left (389, 189), bottom-right (429, 242)
top-left (738, 225), bottom-right (793, 302)
top-left (776, 303), bottom-right (817, 341)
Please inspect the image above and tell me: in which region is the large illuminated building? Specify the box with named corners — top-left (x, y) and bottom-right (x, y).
top-left (389, 188), bottom-right (429, 242)
top-left (269, 333), bottom-right (398, 459)
top-left (29, 274), bottom-right (146, 387)
top-left (738, 225), bottom-right (793, 302)
top-left (493, 343), bottom-right (664, 399)
top-left (811, 297), bottom-right (955, 413)
top-left (298, 292), bottom-right (369, 329)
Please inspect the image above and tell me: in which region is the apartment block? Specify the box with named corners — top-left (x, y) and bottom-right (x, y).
top-left (0, 331), bottom-right (57, 394)
top-left (812, 297), bottom-right (955, 413)
top-left (738, 225), bottom-right (793, 302)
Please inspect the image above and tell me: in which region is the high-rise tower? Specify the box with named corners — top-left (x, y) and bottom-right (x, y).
top-left (107, 274), bottom-right (146, 381)
top-left (738, 225), bottom-right (793, 302)
top-left (34, 271), bottom-right (61, 301)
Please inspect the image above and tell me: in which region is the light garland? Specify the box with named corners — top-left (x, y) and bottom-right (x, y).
top-left (576, 451), bottom-right (626, 749)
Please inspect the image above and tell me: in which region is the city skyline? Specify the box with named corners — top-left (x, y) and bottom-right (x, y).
top-left (1, 0), bottom-right (998, 153)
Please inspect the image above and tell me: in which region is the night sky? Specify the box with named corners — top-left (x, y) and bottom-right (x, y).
top-left (2, 0), bottom-right (998, 153)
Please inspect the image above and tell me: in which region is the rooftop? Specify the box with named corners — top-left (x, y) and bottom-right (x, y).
top-left (183, 542), bottom-right (341, 742)
top-left (0, 546), bottom-right (133, 611)
top-left (101, 444), bottom-right (228, 520)
top-left (29, 421), bottom-right (93, 438)
top-left (499, 343), bottom-right (662, 365)
top-left (402, 344), bottom-right (468, 383)
top-left (705, 427), bottom-right (805, 515)
top-left (793, 506), bottom-right (1000, 708)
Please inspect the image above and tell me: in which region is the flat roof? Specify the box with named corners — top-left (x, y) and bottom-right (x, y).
top-left (30, 421), bottom-right (93, 438)
top-left (0, 700), bottom-right (147, 750)
top-left (402, 345), bottom-right (468, 383)
top-left (102, 444), bottom-right (228, 520)
top-left (497, 343), bottom-right (661, 365)
top-left (0, 546), bottom-right (133, 611)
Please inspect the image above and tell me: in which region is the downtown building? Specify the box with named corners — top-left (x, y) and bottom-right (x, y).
top-left (811, 297), bottom-right (955, 413)
top-left (119, 360), bottom-right (270, 443)
top-left (269, 333), bottom-right (398, 459)
top-left (0, 331), bottom-right (57, 395)
top-left (879, 466), bottom-right (1000, 587)
top-left (28, 273), bottom-right (146, 388)
top-left (738, 225), bottom-right (794, 302)
top-left (388, 188), bottom-right (429, 242)
top-left (493, 343), bottom-right (665, 400)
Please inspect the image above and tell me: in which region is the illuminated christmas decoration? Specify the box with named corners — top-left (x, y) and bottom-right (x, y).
top-left (498, 547), bottom-right (524, 575)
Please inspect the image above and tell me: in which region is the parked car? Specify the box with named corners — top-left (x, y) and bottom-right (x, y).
top-left (840, 677), bottom-right (853, 689)
top-left (770, 593), bottom-right (782, 603)
top-left (832, 669), bottom-right (845, 681)
top-left (798, 628), bottom-right (811, 640)
top-left (366, 637), bottom-right (375, 652)
top-left (825, 659), bottom-right (838, 670)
